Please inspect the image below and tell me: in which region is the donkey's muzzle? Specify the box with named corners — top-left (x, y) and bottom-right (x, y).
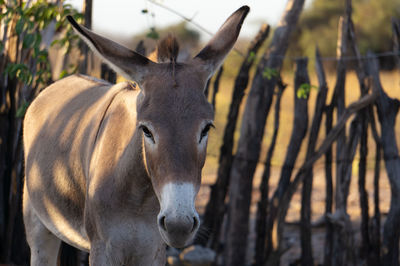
top-left (157, 182), bottom-right (200, 247)
top-left (157, 212), bottom-right (200, 248)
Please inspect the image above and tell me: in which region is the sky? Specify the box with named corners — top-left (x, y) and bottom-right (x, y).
top-left (66, 0), bottom-right (312, 41)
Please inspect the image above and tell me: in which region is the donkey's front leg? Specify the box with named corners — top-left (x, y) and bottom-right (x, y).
top-left (89, 244), bottom-right (114, 266)
top-left (89, 243), bottom-right (131, 266)
top-left (23, 183), bottom-right (61, 266)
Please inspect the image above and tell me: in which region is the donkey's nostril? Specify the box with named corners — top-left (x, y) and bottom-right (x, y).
top-left (192, 216), bottom-right (199, 232)
top-left (158, 215), bottom-right (167, 231)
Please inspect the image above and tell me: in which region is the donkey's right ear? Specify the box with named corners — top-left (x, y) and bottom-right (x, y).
top-left (67, 16), bottom-right (156, 84)
top-left (191, 6), bottom-right (249, 80)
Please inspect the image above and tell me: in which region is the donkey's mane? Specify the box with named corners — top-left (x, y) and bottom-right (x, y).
top-left (157, 35), bottom-right (179, 64)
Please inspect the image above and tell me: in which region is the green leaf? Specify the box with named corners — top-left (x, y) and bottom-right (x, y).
top-left (16, 101), bottom-right (30, 118)
top-left (16, 67), bottom-right (32, 84)
top-left (15, 18), bottom-right (25, 35)
top-left (262, 67), bottom-right (278, 80)
top-left (51, 39), bottom-right (60, 46)
top-left (0, 12), bottom-right (7, 21)
top-left (5, 63), bottom-right (25, 77)
top-left (23, 33), bottom-right (35, 48)
top-left (36, 50), bottom-right (48, 62)
top-left (296, 90), bottom-right (305, 99)
top-left (299, 83), bottom-right (311, 90)
top-left (26, 20), bottom-right (35, 30)
top-left (146, 27), bottom-right (159, 40)
top-left (59, 69), bottom-right (68, 79)
top-left (247, 51), bottom-right (256, 63)
top-left (297, 83), bottom-right (311, 99)
top-left (34, 33), bottom-right (42, 47)
top-left (55, 20), bottom-right (63, 30)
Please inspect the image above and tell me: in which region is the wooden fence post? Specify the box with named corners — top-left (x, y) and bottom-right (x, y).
top-left (331, 116), bottom-right (360, 266)
top-left (254, 76), bottom-right (286, 266)
top-left (269, 88), bottom-right (377, 265)
top-left (323, 90), bottom-right (335, 266)
top-left (392, 19), bottom-right (400, 68)
top-left (347, 14), bottom-right (380, 265)
top-left (224, 1), bottom-right (305, 265)
top-left (196, 24), bottom-right (270, 250)
top-left (78, 0), bottom-right (92, 75)
top-left (368, 52), bottom-right (400, 266)
top-left (370, 117), bottom-right (382, 266)
top-left (330, 10), bottom-right (350, 265)
top-left (300, 49), bottom-right (328, 266)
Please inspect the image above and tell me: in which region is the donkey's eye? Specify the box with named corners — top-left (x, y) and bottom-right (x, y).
top-left (199, 123), bottom-right (214, 143)
top-left (140, 126), bottom-right (154, 142)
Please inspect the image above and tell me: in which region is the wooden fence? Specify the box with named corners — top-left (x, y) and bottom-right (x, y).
top-left (1, 0), bottom-right (400, 265)
top-left (196, 0), bottom-right (400, 265)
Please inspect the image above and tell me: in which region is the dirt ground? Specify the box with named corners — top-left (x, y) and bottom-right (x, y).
top-left (195, 163), bottom-right (391, 265)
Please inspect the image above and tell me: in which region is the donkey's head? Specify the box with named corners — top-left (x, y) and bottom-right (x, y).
top-left (68, 6), bottom-right (249, 248)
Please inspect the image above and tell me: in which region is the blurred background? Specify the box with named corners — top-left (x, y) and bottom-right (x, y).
top-left (1, 0), bottom-right (400, 265)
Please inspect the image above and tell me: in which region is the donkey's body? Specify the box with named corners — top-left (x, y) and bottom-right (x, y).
top-left (23, 6), bottom-right (249, 266)
top-left (24, 76), bottom-right (170, 265)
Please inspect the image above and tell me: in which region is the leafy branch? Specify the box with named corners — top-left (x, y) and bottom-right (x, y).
top-left (262, 67), bottom-right (279, 80)
top-left (2, 0), bottom-right (82, 117)
top-left (296, 83), bottom-right (318, 99)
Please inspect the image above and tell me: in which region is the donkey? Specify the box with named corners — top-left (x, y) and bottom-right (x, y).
top-left (22, 6), bottom-right (249, 266)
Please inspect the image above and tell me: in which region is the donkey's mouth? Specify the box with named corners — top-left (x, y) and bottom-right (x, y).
top-left (158, 228), bottom-right (198, 248)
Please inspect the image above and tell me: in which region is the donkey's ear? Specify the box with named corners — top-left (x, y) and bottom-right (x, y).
top-left (67, 16), bottom-right (156, 84)
top-left (192, 6), bottom-right (249, 79)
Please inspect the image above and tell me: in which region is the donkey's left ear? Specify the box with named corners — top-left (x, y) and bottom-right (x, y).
top-left (192, 6), bottom-right (249, 79)
top-left (66, 16), bottom-right (156, 85)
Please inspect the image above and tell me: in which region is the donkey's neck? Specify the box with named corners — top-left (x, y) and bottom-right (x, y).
top-left (94, 88), bottom-right (159, 216)
top-left (116, 123), bottom-right (159, 216)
